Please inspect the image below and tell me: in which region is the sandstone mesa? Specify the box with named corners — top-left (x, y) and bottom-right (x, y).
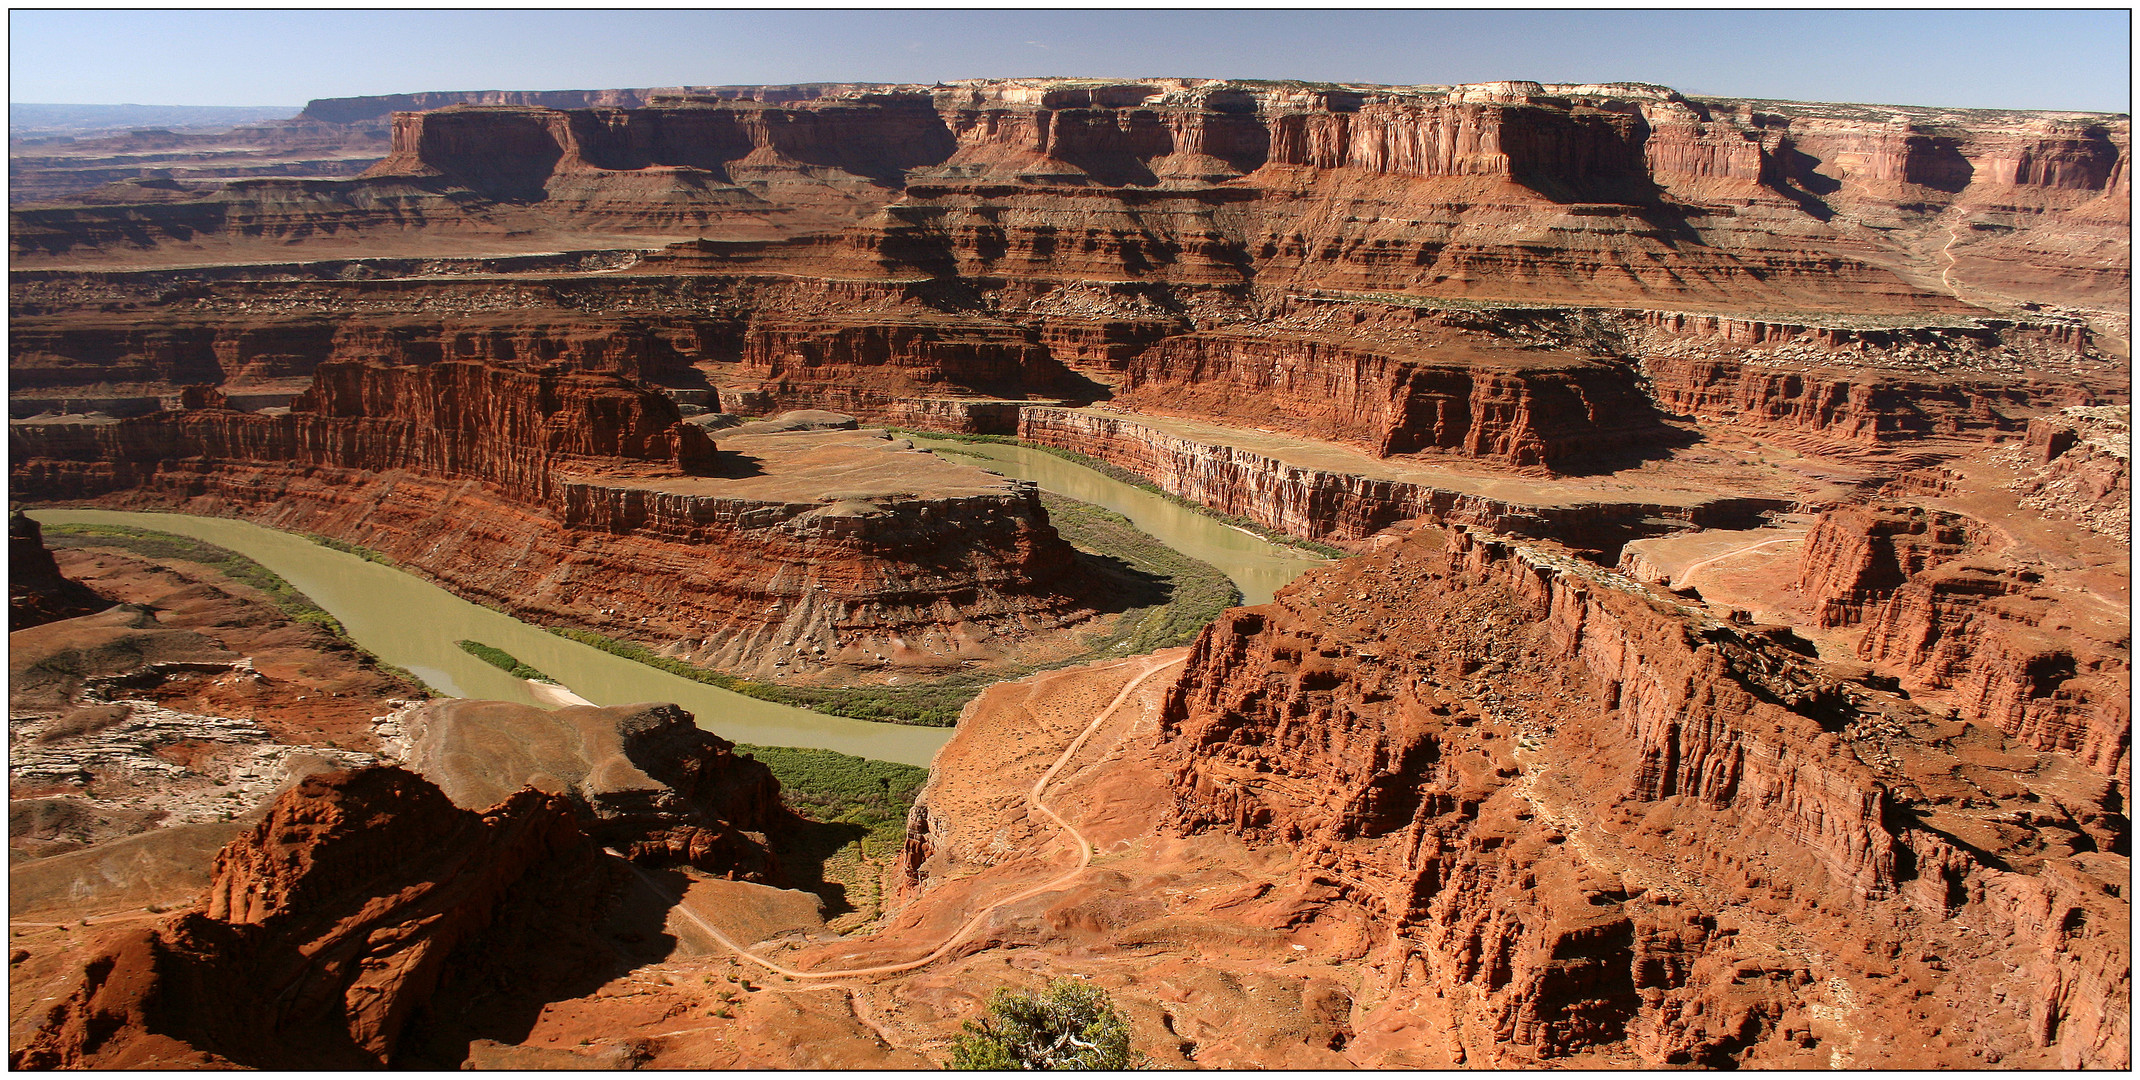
top-left (7, 76), bottom-right (2129, 1069)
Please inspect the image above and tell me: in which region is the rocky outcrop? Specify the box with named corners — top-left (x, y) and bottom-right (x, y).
top-left (11, 766), bottom-right (620, 1069)
top-left (10, 356), bottom-right (1096, 675)
top-left (8, 312), bottom-right (724, 396)
top-left (8, 510), bottom-right (113, 630)
top-left (2013, 405), bottom-right (2130, 536)
top-left (1795, 503), bottom-right (1983, 626)
top-left (400, 700), bottom-right (783, 877)
top-left (1857, 562), bottom-right (2129, 776)
top-left (730, 318), bottom-right (1098, 411)
top-left (1108, 332), bottom-right (1673, 470)
top-left (14, 80), bottom-right (2126, 315)
top-left (1156, 522), bottom-right (2128, 1067)
top-left (1640, 353), bottom-right (2097, 446)
top-left (1791, 497), bottom-right (2130, 777)
top-left (1015, 407), bottom-right (1783, 555)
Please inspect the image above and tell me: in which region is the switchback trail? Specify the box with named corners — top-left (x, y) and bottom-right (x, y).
top-left (619, 653), bottom-right (1189, 981)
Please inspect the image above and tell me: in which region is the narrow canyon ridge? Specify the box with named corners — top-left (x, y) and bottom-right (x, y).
top-left (9, 76), bottom-right (2129, 1068)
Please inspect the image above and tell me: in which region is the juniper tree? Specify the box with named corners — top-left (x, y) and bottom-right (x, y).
top-left (947, 978), bottom-right (1140, 1070)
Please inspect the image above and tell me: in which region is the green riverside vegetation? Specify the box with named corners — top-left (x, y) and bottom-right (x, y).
top-left (547, 491), bottom-right (1240, 726)
top-left (735, 743), bottom-right (927, 850)
top-left (734, 742), bottom-right (930, 931)
top-left (453, 640), bottom-right (557, 684)
top-left (38, 522), bottom-right (433, 694)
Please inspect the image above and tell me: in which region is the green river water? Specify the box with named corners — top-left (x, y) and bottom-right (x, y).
top-left (908, 438), bottom-right (1326, 606)
top-left (32, 452), bottom-right (1322, 768)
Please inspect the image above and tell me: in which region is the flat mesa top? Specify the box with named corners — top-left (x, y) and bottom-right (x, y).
top-left (581, 427), bottom-right (1031, 505)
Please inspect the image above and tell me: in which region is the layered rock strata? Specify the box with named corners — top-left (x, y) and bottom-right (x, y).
top-left (9, 357), bottom-right (1095, 674)
top-left (1015, 407), bottom-right (1784, 554)
top-left (1641, 353), bottom-right (2102, 447)
top-left (1855, 562), bottom-right (2129, 776)
top-left (11, 766), bottom-right (619, 1069)
top-left (1794, 503), bottom-right (1985, 626)
top-left (1105, 331), bottom-right (1673, 471)
top-left (399, 700), bottom-right (783, 877)
top-left (1792, 502), bottom-right (2130, 776)
top-left (1157, 522), bottom-right (2128, 1067)
top-left (2012, 405), bottom-right (2131, 536)
top-left (14, 80), bottom-right (2126, 317)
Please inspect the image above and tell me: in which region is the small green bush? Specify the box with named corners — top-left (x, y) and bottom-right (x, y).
top-left (948, 979), bottom-right (1142, 1070)
top-left (454, 640), bottom-right (557, 683)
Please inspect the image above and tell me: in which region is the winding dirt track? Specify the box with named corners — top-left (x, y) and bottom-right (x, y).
top-left (1674, 535), bottom-right (1805, 590)
top-left (619, 653), bottom-right (1188, 981)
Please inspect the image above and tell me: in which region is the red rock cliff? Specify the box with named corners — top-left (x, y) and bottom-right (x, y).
top-left (1111, 331), bottom-right (1672, 470)
top-left (12, 766), bottom-right (618, 1069)
top-left (9, 356), bottom-right (1093, 673)
top-left (1794, 503), bottom-right (1982, 626)
top-left (16, 79), bottom-right (2125, 313)
top-left (1157, 523), bottom-right (2128, 1067)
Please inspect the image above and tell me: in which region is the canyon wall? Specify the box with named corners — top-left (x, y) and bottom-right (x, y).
top-left (1156, 522), bottom-right (2128, 1067)
top-left (8, 357), bottom-right (1093, 675)
top-left (1641, 354), bottom-right (2097, 445)
top-left (1855, 562), bottom-right (2129, 776)
top-left (13, 767), bottom-right (619, 1069)
top-left (14, 80), bottom-right (2126, 315)
top-left (1015, 407), bottom-right (1783, 554)
top-left (1794, 503), bottom-right (1982, 626)
top-left (1107, 332), bottom-right (1672, 470)
top-left (1795, 503), bottom-right (2129, 776)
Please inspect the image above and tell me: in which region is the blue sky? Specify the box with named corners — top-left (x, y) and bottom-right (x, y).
top-left (8, 9), bottom-right (2131, 113)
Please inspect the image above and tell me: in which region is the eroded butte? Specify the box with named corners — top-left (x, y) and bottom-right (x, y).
top-left (9, 77), bottom-right (2130, 1068)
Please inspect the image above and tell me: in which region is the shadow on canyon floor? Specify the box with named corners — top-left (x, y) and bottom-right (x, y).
top-left (701, 450), bottom-right (768, 479)
top-left (1535, 420), bottom-right (1705, 477)
top-left (768, 817), bottom-right (869, 918)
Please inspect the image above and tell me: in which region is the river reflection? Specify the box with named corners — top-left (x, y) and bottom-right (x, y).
top-left (907, 437), bottom-right (1327, 606)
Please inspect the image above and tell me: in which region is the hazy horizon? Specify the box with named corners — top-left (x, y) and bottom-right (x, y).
top-left (9, 10), bottom-right (2132, 115)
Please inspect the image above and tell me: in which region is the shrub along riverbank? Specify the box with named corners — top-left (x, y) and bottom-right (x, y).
top-left (548, 492), bottom-right (1239, 726)
top-left (39, 522), bottom-right (434, 693)
top-left (454, 640), bottom-right (557, 683)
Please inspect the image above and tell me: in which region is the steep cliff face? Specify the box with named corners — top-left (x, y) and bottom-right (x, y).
top-left (1856, 562), bottom-right (2129, 776)
top-left (733, 318), bottom-right (1096, 406)
top-left (9, 356), bottom-right (1095, 674)
top-left (1156, 523), bottom-right (2128, 1067)
top-left (15, 79), bottom-right (2125, 315)
top-left (12, 358), bottom-right (713, 498)
top-left (1641, 354), bottom-right (2097, 445)
top-left (1790, 500), bottom-right (2130, 777)
top-left (9, 311), bottom-right (730, 397)
top-left (1107, 332), bottom-right (1673, 470)
top-left (1795, 503), bottom-right (1983, 626)
top-left (1015, 407), bottom-right (1781, 554)
top-left (2013, 406), bottom-right (2131, 536)
top-left (11, 766), bottom-right (620, 1069)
